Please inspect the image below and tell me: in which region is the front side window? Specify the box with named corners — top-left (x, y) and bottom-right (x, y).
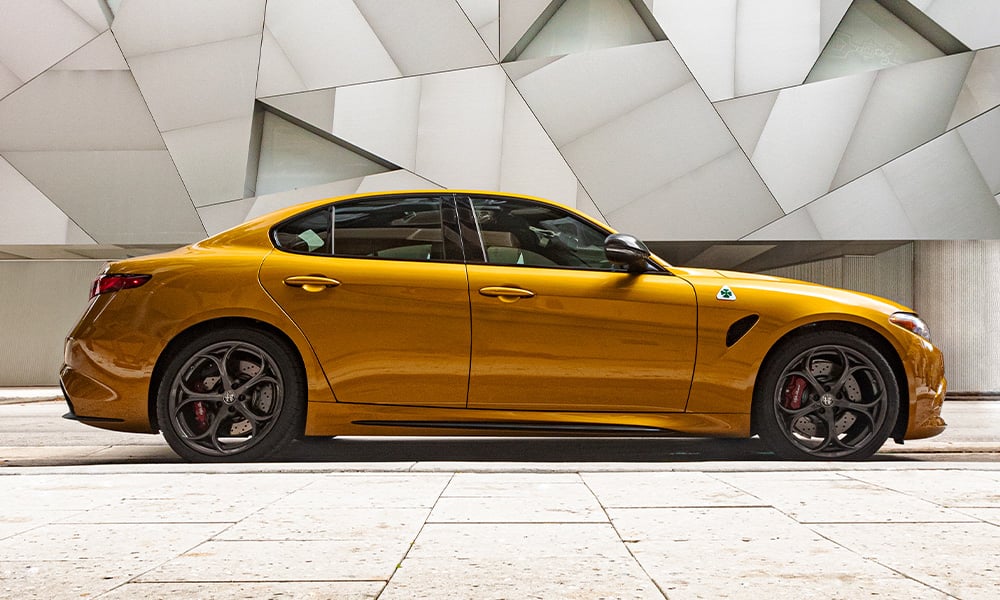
top-left (470, 197), bottom-right (614, 270)
top-left (272, 196), bottom-right (461, 262)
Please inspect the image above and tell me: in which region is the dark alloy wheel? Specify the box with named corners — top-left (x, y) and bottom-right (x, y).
top-left (156, 327), bottom-right (304, 462)
top-left (754, 331), bottom-right (899, 460)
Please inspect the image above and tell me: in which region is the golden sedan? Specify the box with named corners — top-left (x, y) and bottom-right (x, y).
top-left (60, 191), bottom-right (946, 462)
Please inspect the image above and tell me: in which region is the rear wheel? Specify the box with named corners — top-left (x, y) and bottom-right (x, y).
top-left (156, 327), bottom-right (304, 462)
top-left (753, 331), bottom-right (899, 460)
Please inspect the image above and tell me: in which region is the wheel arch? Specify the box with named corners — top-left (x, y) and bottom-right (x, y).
top-left (751, 320), bottom-right (909, 442)
top-left (147, 317), bottom-right (307, 432)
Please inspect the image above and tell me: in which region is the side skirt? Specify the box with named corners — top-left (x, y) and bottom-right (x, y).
top-left (304, 402), bottom-right (751, 438)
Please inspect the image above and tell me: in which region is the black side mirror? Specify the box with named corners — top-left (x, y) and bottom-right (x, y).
top-left (605, 234), bottom-right (650, 273)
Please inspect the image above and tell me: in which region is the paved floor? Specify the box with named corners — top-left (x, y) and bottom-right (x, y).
top-left (1, 400), bottom-right (999, 599)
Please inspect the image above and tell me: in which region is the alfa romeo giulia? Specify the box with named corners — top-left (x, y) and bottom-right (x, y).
top-left (60, 191), bottom-right (947, 462)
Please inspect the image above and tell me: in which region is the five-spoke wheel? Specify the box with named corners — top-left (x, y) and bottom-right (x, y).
top-left (156, 328), bottom-right (304, 462)
top-left (754, 331), bottom-right (899, 460)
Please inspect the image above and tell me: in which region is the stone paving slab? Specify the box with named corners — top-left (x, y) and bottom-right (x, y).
top-left (2, 464), bottom-right (1000, 597)
top-left (844, 469), bottom-right (1000, 507)
top-left (136, 538), bottom-right (409, 583)
top-left (608, 506), bottom-right (954, 599)
top-left (97, 581), bottom-right (385, 600)
top-left (813, 522), bottom-right (1000, 600)
top-left (581, 471), bottom-right (766, 508)
top-left (713, 472), bottom-right (978, 523)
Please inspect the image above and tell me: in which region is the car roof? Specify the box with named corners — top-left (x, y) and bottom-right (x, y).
top-left (201, 189), bottom-right (618, 250)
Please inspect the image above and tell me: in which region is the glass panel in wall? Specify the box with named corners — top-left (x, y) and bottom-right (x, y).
top-left (806, 0), bottom-right (944, 83)
top-left (255, 112), bottom-right (390, 196)
top-left (517, 0), bottom-right (655, 61)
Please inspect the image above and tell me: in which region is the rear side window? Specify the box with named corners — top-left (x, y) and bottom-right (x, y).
top-left (272, 196), bottom-right (461, 262)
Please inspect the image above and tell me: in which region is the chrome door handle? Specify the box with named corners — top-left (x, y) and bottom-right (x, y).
top-left (479, 286), bottom-right (535, 301)
top-left (283, 275), bottom-right (341, 292)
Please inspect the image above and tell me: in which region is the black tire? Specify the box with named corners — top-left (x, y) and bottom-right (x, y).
top-left (156, 327), bottom-right (305, 462)
top-left (753, 331), bottom-right (899, 460)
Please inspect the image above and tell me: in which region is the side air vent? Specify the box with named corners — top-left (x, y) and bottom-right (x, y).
top-left (726, 314), bottom-right (760, 347)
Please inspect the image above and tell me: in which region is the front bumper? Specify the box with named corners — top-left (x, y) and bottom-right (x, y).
top-left (902, 337), bottom-right (947, 440)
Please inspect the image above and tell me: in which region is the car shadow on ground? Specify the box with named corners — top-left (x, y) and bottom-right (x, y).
top-left (270, 436), bottom-right (923, 463)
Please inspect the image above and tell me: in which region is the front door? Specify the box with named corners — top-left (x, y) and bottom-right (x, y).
top-left (463, 195), bottom-right (698, 412)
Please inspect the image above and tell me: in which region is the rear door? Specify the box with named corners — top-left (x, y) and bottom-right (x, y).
top-left (258, 194), bottom-right (471, 408)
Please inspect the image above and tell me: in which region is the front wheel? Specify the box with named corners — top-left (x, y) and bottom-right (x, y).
top-left (753, 331), bottom-right (899, 460)
top-left (156, 327), bottom-right (305, 462)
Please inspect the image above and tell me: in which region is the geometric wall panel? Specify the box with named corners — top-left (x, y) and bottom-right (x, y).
top-left (907, 0), bottom-right (1000, 50)
top-left (514, 0), bottom-right (656, 61)
top-left (456, 0), bottom-right (501, 60)
top-left (0, 156), bottom-right (94, 245)
top-left (713, 91), bottom-right (779, 157)
top-left (50, 30), bottom-right (128, 71)
top-left (0, 70), bottom-right (163, 153)
top-left (254, 112), bottom-right (392, 197)
top-left (950, 47), bottom-right (1000, 129)
top-left (746, 107), bottom-right (1000, 240)
top-left (806, 0), bottom-right (949, 83)
top-left (3, 150), bottom-right (207, 245)
top-left (267, 65), bottom-right (582, 208)
top-left (959, 107), bottom-right (1000, 198)
top-left (112, 0), bottom-right (264, 57)
top-left (649, 0), bottom-right (853, 101)
top-left (746, 51), bottom-right (990, 214)
top-left (113, 0), bottom-right (265, 208)
top-left (0, 0), bottom-right (107, 100)
top-left (0, 25), bottom-right (204, 246)
top-left (259, 89), bottom-right (337, 132)
top-left (258, 0), bottom-right (495, 98)
top-left (511, 41), bottom-right (782, 239)
top-left (499, 0), bottom-right (553, 61)
top-left (0, 0), bottom-right (998, 250)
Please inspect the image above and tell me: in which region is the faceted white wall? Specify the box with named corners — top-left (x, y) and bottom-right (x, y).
top-left (1, 0), bottom-right (998, 253)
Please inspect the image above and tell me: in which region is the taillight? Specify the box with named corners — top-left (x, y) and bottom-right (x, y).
top-left (90, 274), bottom-right (152, 298)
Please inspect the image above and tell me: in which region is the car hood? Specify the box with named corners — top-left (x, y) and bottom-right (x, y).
top-left (668, 266), bottom-right (914, 315)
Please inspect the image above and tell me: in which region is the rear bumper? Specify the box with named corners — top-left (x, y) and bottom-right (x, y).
top-left (59, 337), bottom-right (155, 434)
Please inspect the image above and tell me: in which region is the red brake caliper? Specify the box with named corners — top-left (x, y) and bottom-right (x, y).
top-left (783, 376), bottom-right (807, 410)
top-left (193, 401), bottom-right (208, 432)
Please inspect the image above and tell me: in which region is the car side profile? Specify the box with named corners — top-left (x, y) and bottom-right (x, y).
top-left (60, 191), bottom-right (947, 462)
